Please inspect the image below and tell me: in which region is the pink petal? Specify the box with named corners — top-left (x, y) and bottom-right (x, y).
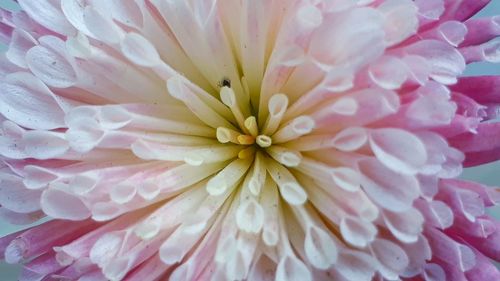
top-left (369, 128), bottom-right (427, 175)
top-left (359, 158), bottom-right (420, 212)
top-left (425, 227), bottom-right (476, 272)
top-left (404, 40), bottom-right (466, 85)
top-left (442, 0), bottom-right (491, 21)
top-left (465, 248), bottom-right (500, 281)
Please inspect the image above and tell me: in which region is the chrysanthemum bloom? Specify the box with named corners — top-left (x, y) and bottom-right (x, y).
top-left (1, 0), bottom-right (500, 280)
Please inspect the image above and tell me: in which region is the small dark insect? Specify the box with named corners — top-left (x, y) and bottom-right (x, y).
top-left (218, 77), bottom-right (231, 88)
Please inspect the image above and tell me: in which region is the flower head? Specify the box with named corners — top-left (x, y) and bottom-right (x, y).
top-left (1, 0), bottom-right (500, 280)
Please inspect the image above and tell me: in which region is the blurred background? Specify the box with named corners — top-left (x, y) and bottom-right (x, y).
top-left (0, 0), bottom-right (499, 279)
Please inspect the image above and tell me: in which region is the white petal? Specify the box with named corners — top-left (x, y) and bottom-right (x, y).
top-left (296, 5), bottom-right (323, 29)
top-left (236, 199), bottom-right (265, 234)
top-left (0, 73), bottom-right (67, 130)
top-left (304, 226), bottom-right (338, 269)
top-left (90, 232), bottom-right (124, 267)
top-left (378, 0), bottom-right (418, 45)
top-left (438, 21), bottom-right (467, 47)
top-left (6, 29), bottom-right (37, 68)
top-left (275, 255), bottom-right (312, 281)
top-left (26, 36), bottom-right (78, 88)
top-left (0, 208), bottom-right (44, 225)
top-left (83, 6), bottom-right (122, 44)
top-left (371, 239), bottom-right (409, 280)
top-left (41, 188), bottom-right (91, 220)
top-left (22, 131), bottom-right (69, 160)
top-left (340, 216), bottom-right (377, 248)
top-left (61, 0), bottom-right (92, 36)
top-left (368, 56), bottom-right (408, 89)
top-left (334, 250), bottom-right (377, 281)
top-left (359, 158), bottom-right (420, 212)
top-left (0, 173), bottom-right (42, 213)
top-left (405, 40), bottom-right (466, 84)
top-left (310, 8), bottom-right (385, 68)
top-left (110, 0), bottom-right (143, 29)
top-left (331, 167), bottom-right (361, 192)
top-left (369, 128), bottom-right (427, 175)
top-left (422, 263), bottom-right (446, 281)
top-left (121, 33), bottom-right (161, 67)
top-left (110, 184), bottom-right (137, 204)
top-left (331, 127), bottom-right (367, 152)
top-left (383, 208), bottom-right (424, 243)
top-left (91, 202), bottom-right (123, 221)
top-left (414, 0), bottom-right (444, 20)
top-left (400, 235), bottom-right (432, 278)
top-left (23, 165), bottom-right (59, 190)
top-left (18, 0), bottom-right (76, 35)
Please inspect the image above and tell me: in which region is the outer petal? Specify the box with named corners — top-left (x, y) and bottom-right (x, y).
top-left (18, 0), bottom-right (76, 36)
top-left (0, 72), bottom-right (68, 130)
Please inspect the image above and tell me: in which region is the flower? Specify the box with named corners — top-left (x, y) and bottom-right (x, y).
top-left (1, 0), bottom-right (500, 280)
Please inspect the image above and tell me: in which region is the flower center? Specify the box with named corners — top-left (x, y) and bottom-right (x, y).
top-left (215, 83), bottom-right (314, 168)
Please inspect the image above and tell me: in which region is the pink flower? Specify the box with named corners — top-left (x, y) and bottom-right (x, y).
top-left (1, 0), bottom-right (500, 280)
